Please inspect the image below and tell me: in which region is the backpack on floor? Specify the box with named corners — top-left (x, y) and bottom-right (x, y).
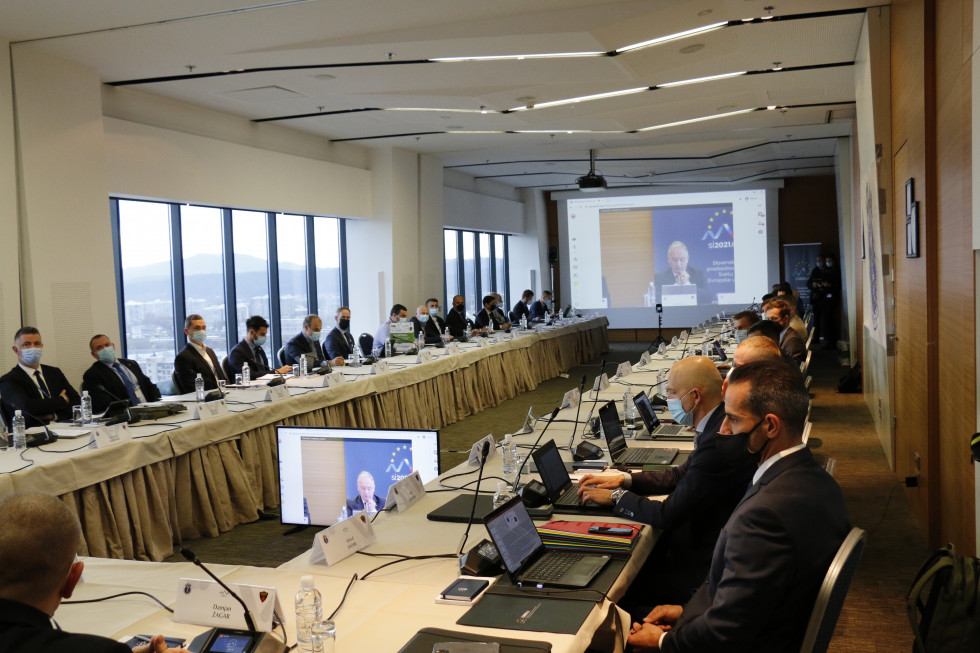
top-left (906, 543), bottom-right (980, 653)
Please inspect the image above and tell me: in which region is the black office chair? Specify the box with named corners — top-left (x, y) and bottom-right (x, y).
top-left (221, 356), bottom-right (235, 381)
top-left (358, 333), bottom-right (375, 357)
top-left (277, 347), bottom-right (287, 365)
top-left (799, 527), bottom-right (868, 653)
top-left (508, 310), bottom-right (518, 323)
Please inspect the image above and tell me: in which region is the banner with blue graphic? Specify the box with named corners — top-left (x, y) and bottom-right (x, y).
top-left (343, 437), bottom-right (413, 500)
top-left (651, 203), bottom-right (735, 302)
top-left (781, 243), bottom-right (821, 307)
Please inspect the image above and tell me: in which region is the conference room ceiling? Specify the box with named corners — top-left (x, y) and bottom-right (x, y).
top-left (1, 0), bottom-right (883, 190)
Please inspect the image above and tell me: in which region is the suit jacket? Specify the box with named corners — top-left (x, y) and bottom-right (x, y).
top-left (445, 307), bottom-right (470, 339)
top-left (614, 403), bottom-right (756, 603)
top-left (284, 332), bottom-right (325, 366)
top-left (0, 598), bottom-right (131, 653)
top-left (228, 339), bottom-right (275, 377)
top-left (345, 494), bottom-right (385, 513)
top-left (654, 265), bottom-right (710, 304)
top-left (529, 299), bottom-right (550, 321)
top-left (474, 307), bottom-right (505, 329)
top-left (325, 326), bottom-right (356, 359)
top-left (0, 364), bottom-right (80, 426)
top-left (174, 343), bottom-right (225, 393)
top-left (662, 447), bottom-right (850, 653)
top-left (81, 359), bottom-right (161, 413)
top-left (409, 316), bottom-right (444, 345)
top-left (779, 328), bottom-right (807, 363)
top-left (511, 300), bottom-right (532, 324)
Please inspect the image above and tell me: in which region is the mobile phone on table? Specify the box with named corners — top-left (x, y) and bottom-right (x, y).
top-left (587, 526), bottom-right (633, 536)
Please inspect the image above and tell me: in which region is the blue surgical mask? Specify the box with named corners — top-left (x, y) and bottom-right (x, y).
top-left (191, 330), bottom-right (207, 344)
top-left (254, 334), bottom-right (267, 347)
top-left (666, 389), bottom-right (695, 426)
top-left (429, 308), bottom-right (439, 317)
top-left (418, 314), bottom-right (429, 323)
top-left (825, 261), bottom-right (834, 268)
top-left (310, 331), bottom-right (321, 342)
top-left (97, 347), bottom-right (117, 364)
top-left (20, 347), bottom-right (43, 366)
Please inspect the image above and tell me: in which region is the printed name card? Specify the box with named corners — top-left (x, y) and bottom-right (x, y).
top-left (265, 384), bottom-right (290, 402)
top-left (560, 387), bottom-right (581, 410)
top-left (309, 512), bottom-right (377, 566)
top-left (326, 372), bottom-right (347, 388)
top-left (447, 342), bottom-right (461, 355)
top-left (467, 433), bottom-right (497, 466)
top-left (372, 360), bottom-right (390, 375)
top-left (89, 422), bottom-right (132, 450)
top-left (639, 351), bottom-right (652, 366)
top-left (592, 374), bottom-right (610, 393)
top-left (416, 348), bottom-right (434, 364)
top-left (384, 471), bottom-right (426, 513)
top-left (477, 337), bottom-right (489, 348)
top-left (174, 578), bottom-right (280, 631)
top-left (617, 361), bottom-right (633, 378)
top-left (194, 399), bottom-right (228, 421)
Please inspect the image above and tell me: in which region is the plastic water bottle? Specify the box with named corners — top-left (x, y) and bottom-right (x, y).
top-left (520, 315), bottom-right (527, 330)
top-left (487, 319), bottom-right (494, 336)
top-left (384, 339), bottom-right (392, 359)
top-left (501, 434), bottom-right (515, 476)
top-left (352, 344), bottom-right (361, 367)
top-left (195, 373), bottom-right (205, 402)
top-left (80, 390), bottom-right (92, 424)
top-left (242, 364), bottom-right (250, 386)
top-left (493, 481), bottom-right (514, 509)
top-left (295, 575), bottom-right (323, 651)
top-left (300, 355), bottom-right (308, 376)
top-left (623, 392), bottom-right (638, 431)
top-left (12, 410), bottom-right (26, 450)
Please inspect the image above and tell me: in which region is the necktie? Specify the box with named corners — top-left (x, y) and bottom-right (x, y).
top-left (112, 362), bottom-right (141, 406)
top-left (34, 370), bottom-right (50, 398)
top-left (313, 340), bottom-right (324, 361)
top-left (345, 332), bottom-right (354, 355)
top-left (256, 346), bottom-right (267, 369)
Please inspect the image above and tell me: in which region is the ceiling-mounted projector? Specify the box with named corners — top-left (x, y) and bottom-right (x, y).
top-left (576, 149), bottom-right (606, 192)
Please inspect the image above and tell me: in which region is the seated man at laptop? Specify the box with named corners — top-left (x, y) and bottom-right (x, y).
top-left (627, 362), bottom-right (849, 652)
top-left (577, 356), bottom-right (756, 608)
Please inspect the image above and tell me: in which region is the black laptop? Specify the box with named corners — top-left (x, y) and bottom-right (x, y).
top-left (631, 392), bottom-right (693, 442)
top-left (599, 401), bottom-right (678, 467)
top-left (483, 496), bottom-right (610, 588)
top-left (531, 440), bottom-right (613, 515)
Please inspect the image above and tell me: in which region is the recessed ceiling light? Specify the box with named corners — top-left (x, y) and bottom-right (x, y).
top-left (313, 73), bottom-right (336, 81)
top-left (717, 105), bottom-right (736, 111)
top-left (680, 44), bottom-right (705, 54)
top-left (698, 9), bottom-right (713, 16)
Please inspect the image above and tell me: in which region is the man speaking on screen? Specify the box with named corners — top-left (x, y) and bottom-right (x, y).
top-left (655, 241), bottom-right (708, 305)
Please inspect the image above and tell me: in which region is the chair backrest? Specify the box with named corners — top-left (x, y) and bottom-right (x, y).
top-left (509, 310), bottom-right (518, 323)
top-left (823, 458), bottom-right (837, 477)
top-left (277, 347), bottom-right (287, 365)
top-left (802, 420), bottom-right (812, 445)
top-left (799, 527), bottom-right (868, 653)
top-left (805, 375), bottom-right (812, 391)
top-left (805, 332), bottom-right (814, 351)
top-left (801, 350), bottom-right (812, 375)
top-left (221, 356), bottom-right (234, 381)
top-left (171, 371), bottom-right (185, 395)
top-left (358, 333), bottom-right (374, 356)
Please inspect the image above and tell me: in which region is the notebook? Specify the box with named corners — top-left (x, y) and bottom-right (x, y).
top-left (599, 401), bottom-right (678, 466)
top-left (483, 496), bottom-right (610, 588)
top-left (530, 440), bottom-right (613, 515)
top-left (631, 392), bottom-right (692, 442)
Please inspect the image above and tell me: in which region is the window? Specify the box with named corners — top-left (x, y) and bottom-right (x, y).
top-left (111, 198), bottom-right (348, 389)
top-left (443, 228), bottom-right (510, 317)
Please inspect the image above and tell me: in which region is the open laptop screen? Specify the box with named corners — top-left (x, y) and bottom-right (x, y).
top-left (532, 440), bottom-right (573, 501)
top-left (633, 392), bottom-right (660, 432)
top-left (484, 497), bottom-right (543, 575)
top-left (598, 401), bottom-right (626, 455)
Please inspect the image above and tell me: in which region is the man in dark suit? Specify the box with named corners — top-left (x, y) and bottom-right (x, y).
top-left (345, 471), bottom-right (385, 514)
top-left (0, 492), bottom-right (183, 653)
top-left (229, 315), bottom-right (293, 378)
top-left (529, 290), bottom-right (556, 322)
top-left (0, 327), bottom-right (80, 426)
top-left (173, 314), bottom-right (226, 393)
top-left (628, 362), bottom-right (849, 652)
top-left (474, 294), bottom-right (511, 330)
top-left (654, 241), bottom-right (709, 304)
top-left (284, 314), bottom-right (343, 368)
top-left (511, 289), bottom-right (534, 325)
top-left (766, 300), bottom-right (807, 364)
top-left (424, 297), bottom-right (450, 341)
top-left (82, 334), bottom-right (160, 413)
top-left (409, 303), bottom-right (445, 345)
top-left (445, 295), bottom-right (478, 340)
top-left (578, 356), bottom-right (756, 607)
top-left (325, 307), bottom-right (357, 360)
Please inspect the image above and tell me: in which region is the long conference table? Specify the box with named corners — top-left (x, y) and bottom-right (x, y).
top-left (52, 323), bottom-right (728, 653)
top-left (0, 318), bottom-right (609, 562)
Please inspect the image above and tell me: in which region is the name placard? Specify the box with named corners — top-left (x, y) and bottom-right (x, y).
top-left (326, 372), bottom-right (347, 388)
top-left (592, 374), bottom-right (610, 393)
top-left (309, 512), bottom-right (377, 566)
top-left (372, 360), bottom-right (390, 375)
top-left (89, 422), bottom-right (132, 450)
top-left (416, 348), bottom-right (434, 364)
top-left (477, 337), bottom-right (488, 348)
top-left (617, 361), bottom-right (633, 378)
top-left (265, 384), bottom-right (290, 402)
top-left (174, 578), bottom-right (280, 632)
top-left (384, 471), bottom-right (426, 513)
top-left (560, 387), bottom-right (580, 410)
top-left (194, 399), bottom-right (228, 421)
top-left (447, 342), bottom-right (461, 355)
top-left (467, 433), bottom-right (497, 466)
top-left (639, 351), bottom-right (652, 366)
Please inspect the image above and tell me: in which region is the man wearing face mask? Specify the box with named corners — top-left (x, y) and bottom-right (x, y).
top-left (229, 315), bottom-right (293, 377)
top-left (410, 303), bottom-right (446, 346)
top-left (445, 295), bottom-right (478, 340)
top-left (0, 327), bottom-right (80, 426)
top-left (325, 307), bottom-right (356, 360)
top-left (82, 334), bottom-right (161, 413)
top-left (628, 362), bottom-right (849, 653)
top-left (577, 356), bottom-right (756, 610)
top-left (511, 289), bottom-right (534, 325)
top-left (174, 314), bottom-right (226, 393)
top-left (766, 300), bottom-right (806, 364)
top-left (372, 304), bottom-right (408, 357)
top-left (474, 295), bottom-right (511, 330)
top-left (424, 298), bottom-right (451, 341)
top-left (285, 314), bottom-right (343, 368)
top-left (529, 290), bottom-right (556, 322)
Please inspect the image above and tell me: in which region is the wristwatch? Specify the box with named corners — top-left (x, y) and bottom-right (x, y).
top-left (610, 488), bottom-right (627, 505)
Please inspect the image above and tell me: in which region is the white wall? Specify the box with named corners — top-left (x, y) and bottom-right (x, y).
top-left (444, 187), bottom-right (523, 234)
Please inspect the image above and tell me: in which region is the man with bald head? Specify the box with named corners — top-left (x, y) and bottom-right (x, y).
top-left (0, 492), bottom-right (186, 652)
top-left (654, 241), bottom-right (709, 304)
top-left (578, 356), bottom-right (757, 609)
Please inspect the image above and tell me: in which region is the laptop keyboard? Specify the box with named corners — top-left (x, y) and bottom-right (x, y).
top-left (525, 551), bottom-right (584, 582)
top-left (655, 424), bottom-right (686, 436)
top-left (554, 489), bottom-right (583, 506)
top-left (618, 448), bottom-right (656, 464)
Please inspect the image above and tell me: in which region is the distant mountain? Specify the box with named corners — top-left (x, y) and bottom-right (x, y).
top-left (125, 253), bottom-right (304, 279)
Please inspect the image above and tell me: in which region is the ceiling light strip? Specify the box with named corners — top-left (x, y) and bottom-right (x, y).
top-left (636, 107), bottom-right (758, 131)
top-left (614, 21), bottom-right (728, 54)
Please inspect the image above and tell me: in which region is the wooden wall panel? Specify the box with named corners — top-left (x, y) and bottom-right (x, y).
top-left (778, 175), bottom-right (842, 270)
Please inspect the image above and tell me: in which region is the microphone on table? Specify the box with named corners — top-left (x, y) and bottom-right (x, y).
top-left (95, 385), bottom-right (135, 425)
top-left (180, 546), bottom-right (256, 632)
top-left (581, 358), bottom-right (608, 439)
top-left (457, 439), bottom-right (491, 557)
top-left (19, 410), bottom-right (57, 447)
top-left (566, 374), bottom-right (588, 454)
top-left (512, 407), bottom-right (561, 495)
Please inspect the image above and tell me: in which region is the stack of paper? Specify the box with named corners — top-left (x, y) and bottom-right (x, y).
top-left (537, 521), bottom-right (641, 556)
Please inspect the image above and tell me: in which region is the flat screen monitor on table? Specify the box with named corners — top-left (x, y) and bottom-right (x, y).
top-left (276, 425), bottom-right (440, 527)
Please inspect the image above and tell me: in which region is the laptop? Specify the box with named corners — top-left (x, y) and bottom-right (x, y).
top-left (531, 440), bottom-right (613, 515)
top-left (483, 496), bottom-right (610, 588)
top-left (599, 401), bottom-right (678, 466)
top-left (631, 392), bottom-right (693, 442)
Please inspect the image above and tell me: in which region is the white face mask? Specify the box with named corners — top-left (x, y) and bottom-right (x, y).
top-left (666, 389), bottom-right (695, 426)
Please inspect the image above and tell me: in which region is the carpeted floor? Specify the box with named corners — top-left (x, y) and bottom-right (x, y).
top-left (166, 342), bottom-right (928, 651)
